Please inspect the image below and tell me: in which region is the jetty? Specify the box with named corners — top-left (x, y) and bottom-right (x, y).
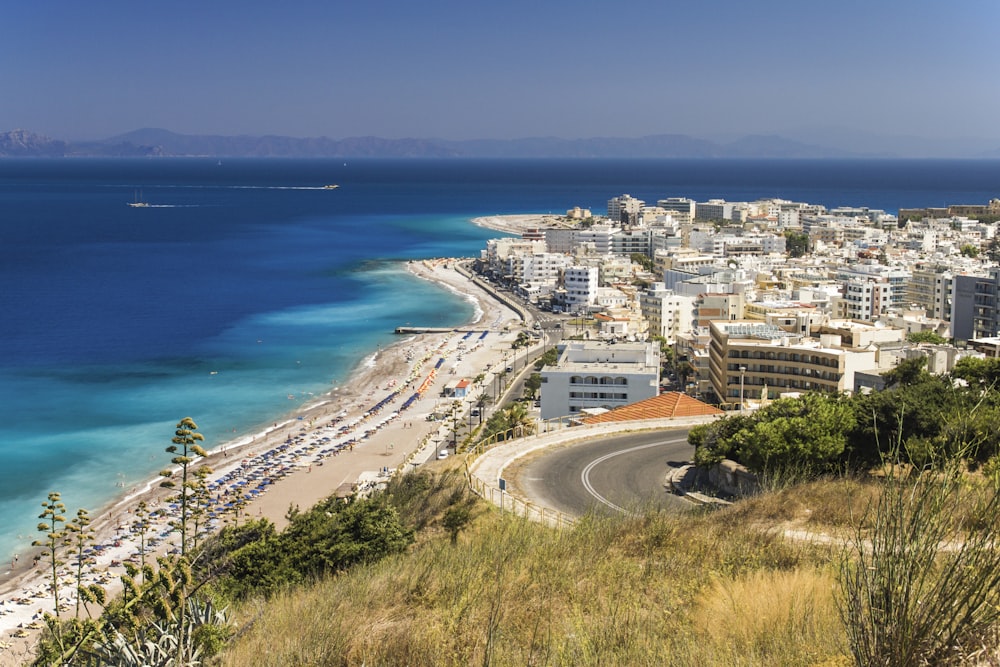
top-left (395, 326), bottom-right (457, 334)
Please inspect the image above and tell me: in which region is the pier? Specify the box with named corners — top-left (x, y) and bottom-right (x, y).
top-left (394, 326), bottom-right (458, 334)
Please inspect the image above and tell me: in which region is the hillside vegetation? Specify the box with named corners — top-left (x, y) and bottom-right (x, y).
top-left (218, 468), bottom-right (849, 666)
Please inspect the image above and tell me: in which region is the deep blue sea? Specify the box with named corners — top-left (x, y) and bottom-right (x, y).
top-left (1, 157), bottom-right (999, 560)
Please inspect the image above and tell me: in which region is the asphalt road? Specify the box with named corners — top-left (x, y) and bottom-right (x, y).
top-left (515, 429), bottom-right (695, 518)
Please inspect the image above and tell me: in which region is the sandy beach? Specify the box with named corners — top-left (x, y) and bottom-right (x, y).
top-left (471, 213), bottom-right (563, 235)
top-left (0, 253), bottom-right (533, 661)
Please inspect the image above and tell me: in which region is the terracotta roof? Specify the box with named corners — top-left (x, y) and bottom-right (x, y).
top-left (580, 392), bottom-right (723, 424)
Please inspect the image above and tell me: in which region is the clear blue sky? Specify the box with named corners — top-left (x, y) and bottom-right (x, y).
top-left (4, 0), bottom-right (999, 144)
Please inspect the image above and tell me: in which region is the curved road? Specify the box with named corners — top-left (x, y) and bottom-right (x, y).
top-left (514, 430), bottom-right (695, 518)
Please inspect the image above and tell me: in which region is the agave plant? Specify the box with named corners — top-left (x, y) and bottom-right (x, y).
top-left (87, 598), bottom-right (229, 666)
top-left (91, 621), bottom-right (201, 667)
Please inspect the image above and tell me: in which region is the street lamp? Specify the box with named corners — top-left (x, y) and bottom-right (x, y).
top-left (739, 366), bottom-right (747, 413)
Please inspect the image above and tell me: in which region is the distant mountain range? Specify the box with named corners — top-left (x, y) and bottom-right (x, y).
top-left (2, 127), bottom-right (999, 159)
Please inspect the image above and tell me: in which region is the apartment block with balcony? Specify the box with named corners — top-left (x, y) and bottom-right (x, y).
top-left (708, 320), bottom-right (876, 407)
top-left (639, 282), bottom-right (695, 344)
top-left (550, 265), bottom-right (599, 314)
top-left (952, 268), bottom-right (1000, 341)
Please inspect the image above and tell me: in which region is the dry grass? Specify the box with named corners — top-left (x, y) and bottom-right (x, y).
top-left (218, 473), bottom-right (851, 667)
top-left (686, 567), bottom-right (846, 666)
top-left (719, 476), bottom-right (878, 530)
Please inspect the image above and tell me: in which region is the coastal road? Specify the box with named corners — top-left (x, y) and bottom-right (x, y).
top-left (514, 430), bottom-right (695, 518)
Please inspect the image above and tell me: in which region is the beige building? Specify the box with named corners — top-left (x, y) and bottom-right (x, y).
top-left (708, 320), bottom-right (880, 407)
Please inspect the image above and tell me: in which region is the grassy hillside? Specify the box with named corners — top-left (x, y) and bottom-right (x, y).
top-left (216, 468), bottom-right (857, 666)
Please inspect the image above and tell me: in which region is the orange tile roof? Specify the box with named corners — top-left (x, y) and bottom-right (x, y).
top-left (580, 392), bottom-right (723, 424)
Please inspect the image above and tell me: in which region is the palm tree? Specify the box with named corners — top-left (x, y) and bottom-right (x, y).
top-left (475, 393), bottom-right (492, 425)
top-left (504, 402), bottom-right (536, 439)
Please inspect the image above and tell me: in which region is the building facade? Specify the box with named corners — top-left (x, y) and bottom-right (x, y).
top-left (540, 341), bottom-right (661, 420)
top-left (708, 320), bottom-right (876, 406)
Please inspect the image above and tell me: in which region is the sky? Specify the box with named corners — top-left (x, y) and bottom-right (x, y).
top-left (3, 0), bottom-right (1000, 146)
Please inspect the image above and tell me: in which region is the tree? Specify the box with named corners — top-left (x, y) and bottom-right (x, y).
top-left (475, 393), bottom-right (492, 425)
top-left (882, 356), bottom-right (929, 388)
top-left (523, 373), bottom-right (542, 400)
top-left (960, 243), bottom-right (980, 258)
top-left (650, 335), bottom-right (674, 366)
top-left (676, 361), bottom-right (695, 393)
top-left (630, 252), bottom-right (654, 273)
top-left (987, 235), bottom-right (1000, 263)
top-left (131, 501), bottom-right (152, 577)
top-left (534, 346), bottom-right (559, 371)
top-left (784, 230), bottom-right (809, 257)
top-left (159, 417), bottom-right (208, 557)
top-left (692, 394), bottom-right (855, 476)
top-left (188, 465), bottom-right (214, 552)
top-left (735, 394), bottom-right (856, 476)
top-left (65, 508), bottom-right (95, 618)
top-left (442, 505), bottom-right (472, 545)
top-left (504, 402), bottom-right (536, 439)
top-left (951, 356), bottom-right (1000, 388)
top-left (158, 417), bottom-right (207, 666)
top-left (906, 330), bottom-right (947, 344)
top-left (34, 492), bottom-right (68, 622)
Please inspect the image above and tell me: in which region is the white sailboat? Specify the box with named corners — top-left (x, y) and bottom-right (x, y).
top-left (127, 189), bottom-right (150, 208)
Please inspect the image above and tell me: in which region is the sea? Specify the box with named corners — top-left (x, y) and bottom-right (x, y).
top-left (2, 157), bottom-right (1000, 561)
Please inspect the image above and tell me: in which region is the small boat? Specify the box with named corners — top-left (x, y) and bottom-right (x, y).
top-left (323, 184), bottom-right (340, 189)
top-left (127, 190), bottom-right (150, 207)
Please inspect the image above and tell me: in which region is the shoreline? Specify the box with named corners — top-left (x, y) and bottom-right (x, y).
top-left (0, 256), bottom-right (524, 658)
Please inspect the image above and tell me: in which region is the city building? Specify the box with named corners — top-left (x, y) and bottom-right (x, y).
top-left (707, 320), bottom-right (879, 407)
top-left (540, 340), bottom-right (661, 420)
top-left (607, 194), bottom-right (645, 226)
top-left (639, 283), bottom-right (695, 343)
top-left (551, 265), bottom-right (599, 313)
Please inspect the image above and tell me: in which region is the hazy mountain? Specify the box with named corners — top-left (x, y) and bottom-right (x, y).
top-left (2, 128), bottom-right (997, 159)
top-left (0, 129), bottom-right (67, 157)
top-left (780, 125), bottom-right (1000, 158)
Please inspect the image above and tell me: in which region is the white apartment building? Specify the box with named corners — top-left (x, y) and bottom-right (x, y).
top-left (483, 238), bottom-right (547, 278)
top-left (544, 226), bottom-right (615, 255)
top-left (656, 248), bottom-right (719, 275)
top-left (836, 279), bottom-right (893, 321)
top-left (610, 227), bottom-right (653, 256)
top-left (708, 233), bottom-right (787, 257)
top-left (557, 265), bottom-right (599, 313)
top-left (540, 340), bottom-right (660, 420)
top-left (639, 283), bottom-right (695, 343)
top-left (512, 253), bottom-right (574, 294)
top-left (836, 263), bottom-right (911, 310)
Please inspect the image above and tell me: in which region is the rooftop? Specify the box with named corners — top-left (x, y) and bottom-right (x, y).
top-left (580, 392), bottom-right (723, 424)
